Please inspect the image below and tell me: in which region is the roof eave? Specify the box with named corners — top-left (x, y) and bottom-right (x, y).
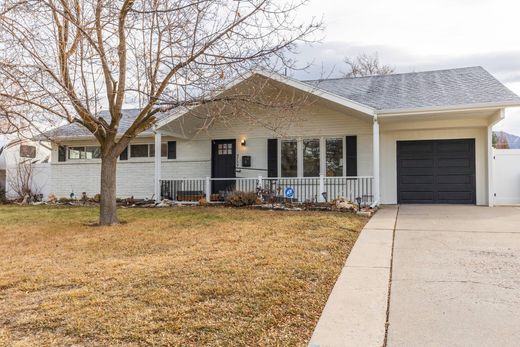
top-left (376, 101), bottom-right (520, 117)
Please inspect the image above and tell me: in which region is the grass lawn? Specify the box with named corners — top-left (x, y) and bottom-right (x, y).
top-left (0, 205), bottom-right (367, 346)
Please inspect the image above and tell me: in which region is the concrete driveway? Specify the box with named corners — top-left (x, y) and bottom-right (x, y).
top-left (387, 205), bottom-right (520, 347)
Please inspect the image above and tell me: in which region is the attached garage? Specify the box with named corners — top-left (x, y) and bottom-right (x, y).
top-left (397, 139), bottom-right (476, 204)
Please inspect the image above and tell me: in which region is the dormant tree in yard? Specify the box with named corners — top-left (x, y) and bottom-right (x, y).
top-left (0, 0), bottom-right (321, 225)
top-left (343, 52), bottom-right (394, 77)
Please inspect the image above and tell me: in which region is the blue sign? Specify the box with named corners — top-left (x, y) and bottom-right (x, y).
top-left (284, 186), bottom-right (295, 198)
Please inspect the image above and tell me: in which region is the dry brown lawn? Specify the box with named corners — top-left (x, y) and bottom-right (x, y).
top-left (0, 205), bottom-right (367, 346)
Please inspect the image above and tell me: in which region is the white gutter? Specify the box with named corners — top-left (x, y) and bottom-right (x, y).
top-left (376, 101), bottom-right (520, 116)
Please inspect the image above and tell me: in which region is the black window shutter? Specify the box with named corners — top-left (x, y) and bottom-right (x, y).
top-left (167, 141), bottom-right (176, 159)
top-left (119, 146), bottom-right (128, 161)
top-left (58, 145), bottom-right (66, 162)
top-left (346, 136), bottom-right (357, 176)
top-left (267, 139), bottom-right (278, 177)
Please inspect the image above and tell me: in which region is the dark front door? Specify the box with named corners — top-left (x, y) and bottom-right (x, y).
top-left (397, 139), bottom-right (476, 204)
top-left (211, 139), bottom-right (236, 194)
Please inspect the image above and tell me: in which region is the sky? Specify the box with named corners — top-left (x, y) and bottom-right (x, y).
top-left (290, 0), bottom-right (520, 136)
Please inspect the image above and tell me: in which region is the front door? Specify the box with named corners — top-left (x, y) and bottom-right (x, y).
top-left (211, 139), bottom-right (236, 194)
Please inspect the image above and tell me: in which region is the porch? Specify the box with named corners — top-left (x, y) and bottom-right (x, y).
top-left (160, 175), bottom-right (375, 205)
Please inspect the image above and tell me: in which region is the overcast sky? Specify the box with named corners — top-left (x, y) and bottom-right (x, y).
top-left (290, 0), bottom-right (520, 135)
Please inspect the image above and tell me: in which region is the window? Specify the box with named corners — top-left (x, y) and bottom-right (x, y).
top-left (149, 143), bottom-right (167, 158)
top-left (278, 137), bottom-right (348, 177)
top-left (85, 146), bottom-right (101, 159)
top-left (130, 144), bottom-right (149, 158)
top-left (326, 138), bottom-right (343, 176)
top-left (130, 143), bottom-right (168, 158)
top-left (303, 139), bottom-right (320, 177)
top-left (19, 145), bottom-right (36, 158)
top-left (217, 143), bottom-right (233, 155)
top-left (68, 146), bottom-right (101, 160)
top-left (281, 140), bottom-right (297, 177)
top-left (68, 147), bottom-right (86, 159)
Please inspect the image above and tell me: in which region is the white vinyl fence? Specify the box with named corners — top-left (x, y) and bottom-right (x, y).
top-left (494, 149), bottom-right (520, 205)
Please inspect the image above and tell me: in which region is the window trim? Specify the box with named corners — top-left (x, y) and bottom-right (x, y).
top-left (277, 136), bottom-right (349, 177)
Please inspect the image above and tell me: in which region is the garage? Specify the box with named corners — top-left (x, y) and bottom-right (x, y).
top-left (397, 139), bottom-right (476, 204)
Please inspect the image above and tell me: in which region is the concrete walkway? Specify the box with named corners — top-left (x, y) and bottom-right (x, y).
top-left (387, 205), bottom-right (520, 347)
top-left (309, 206), bottom-right (397, 347)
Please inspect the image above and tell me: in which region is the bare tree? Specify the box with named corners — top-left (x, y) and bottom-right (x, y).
top-left (0, 0), bottom-right (321, 225)
top-left (8, 158), bottom-right (42, 201)
top-left (343, 52), bottom-right (394, 77)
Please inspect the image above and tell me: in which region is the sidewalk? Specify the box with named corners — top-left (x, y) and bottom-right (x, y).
top-left (309, 206), bottom-right (398, 347)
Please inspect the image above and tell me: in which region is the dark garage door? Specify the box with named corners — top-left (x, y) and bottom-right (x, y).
top-left (397, 139), bottom-right (476, 204)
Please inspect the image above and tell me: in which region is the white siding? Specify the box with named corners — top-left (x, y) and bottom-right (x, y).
top-left (380, 125), bottom-right (488, 205)
top-left (50, 101), bottom-right (373, 198)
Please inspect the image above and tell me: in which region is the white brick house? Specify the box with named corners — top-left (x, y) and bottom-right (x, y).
top-left (46, 67), bottom-right (520, 206)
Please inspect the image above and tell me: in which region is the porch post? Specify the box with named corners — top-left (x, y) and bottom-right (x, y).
top-left (372, 115), bottom-right (380, 205)
top-left (154, 129), bottom-right (162, 202)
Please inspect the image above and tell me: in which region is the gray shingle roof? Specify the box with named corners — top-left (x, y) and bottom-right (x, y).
top-left (304, 66), bottom-right (520, 111)
top-left (46, 66), bottom-right (520, 138)
top-left (43, 109), bottom-right (171, 139)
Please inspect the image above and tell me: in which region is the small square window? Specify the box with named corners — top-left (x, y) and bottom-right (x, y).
top-left (20, 145), bottom-right (36, 158)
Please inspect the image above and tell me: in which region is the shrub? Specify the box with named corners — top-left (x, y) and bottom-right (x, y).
top-left (225, 191), bottom-right (259, 207)
top-left (0, 188), bottom-right (5, 203)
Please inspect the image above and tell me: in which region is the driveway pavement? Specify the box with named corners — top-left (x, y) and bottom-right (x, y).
top-left (387, 205), bottom-right (520, 347)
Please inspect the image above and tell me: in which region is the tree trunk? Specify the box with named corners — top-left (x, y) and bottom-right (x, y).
top-left (99, 154), bottom-right (119, 225)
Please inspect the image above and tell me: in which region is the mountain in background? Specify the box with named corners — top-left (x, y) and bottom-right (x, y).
top-left (493, 131), bottom-right (520, 149)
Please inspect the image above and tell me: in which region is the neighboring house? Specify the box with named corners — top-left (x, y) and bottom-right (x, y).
top-left (0, 136), bottom-right (51, 200)
top-left (45, 66), bottom-right (520, 206)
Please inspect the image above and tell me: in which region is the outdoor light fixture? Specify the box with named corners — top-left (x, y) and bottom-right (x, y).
top-left (240, 139), bottom-right (246, 146)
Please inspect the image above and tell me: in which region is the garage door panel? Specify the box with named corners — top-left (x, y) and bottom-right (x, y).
top-left (397, 139), bottom-right (475, 204)
top-left (436, 167), bottom-right (474, 175)
top-left (436, 175), bottom-right (472, 184)
top-left (436, 184), bottom-right (474, 192)
top-left (400, 175), bottom-right (434, 184)
top-left (437, 158), bottom-right (471, 167)
top-left (399, 167), bottom-right (438, 175)
top-left (436, 141), bottom-right (472, 153)
top-left (400, 159), bottom-right (434, 168)
top-left (400, 185), bottom-right (436, 192)
top-left (437, 191), bottom-right (473, 202)
top-left (398, 141), bottom-right (434, 154)
top-left (400, 191), bottom-right (435, 201)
